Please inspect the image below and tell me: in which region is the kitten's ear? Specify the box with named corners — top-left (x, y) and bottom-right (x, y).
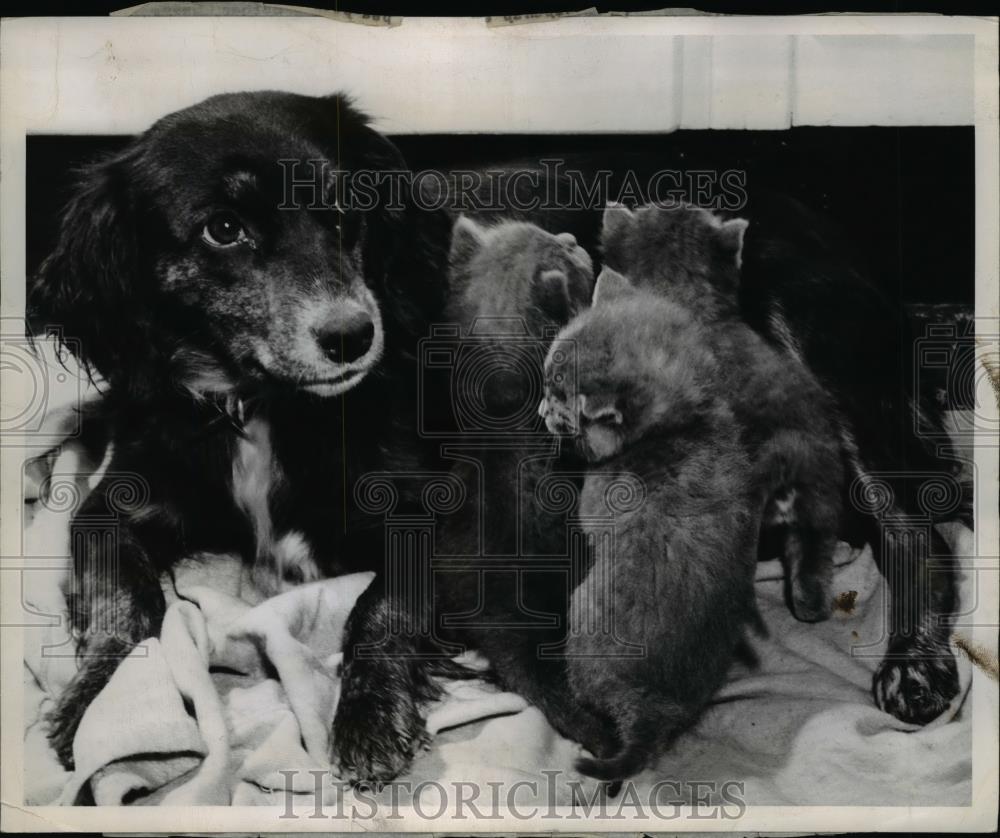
top-left (715, 217), bottom-right (749, 269)
top-left (578, 392), bottom-right (623, 425)
top-left (534, 268), bottom-right (571, 323)
top-left (601, 201), bottom-right (636, 241)
top-left (449, 215), bottom-right (487, 268)
top-left (592, 268), bottom-right (634, 306)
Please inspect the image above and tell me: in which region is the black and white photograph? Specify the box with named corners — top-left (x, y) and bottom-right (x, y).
top-left (0, 7), bottom-right (997, 832)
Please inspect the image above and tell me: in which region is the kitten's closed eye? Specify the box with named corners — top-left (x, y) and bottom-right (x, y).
top-left (578, 393), bottom-right (623, 426)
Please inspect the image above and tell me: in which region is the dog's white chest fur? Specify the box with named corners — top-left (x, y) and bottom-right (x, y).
top-left (232, 417), bottom-right (321, 594)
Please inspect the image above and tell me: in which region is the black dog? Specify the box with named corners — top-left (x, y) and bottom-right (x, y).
top-left (30, 91), bottom-right (458, 771)
top-left (31, 90), bottom-right (964, 785)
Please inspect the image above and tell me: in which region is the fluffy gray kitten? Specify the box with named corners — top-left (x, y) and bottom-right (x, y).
top-left (540, 269), bottom-right (760, 781)
top-left (602, 202), bottom-right (845, 623)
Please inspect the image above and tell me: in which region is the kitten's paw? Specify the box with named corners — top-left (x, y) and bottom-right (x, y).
top-left (332, 677), bottom-right (429, 784)
top-left (873, 649), bottom-right (960, 725)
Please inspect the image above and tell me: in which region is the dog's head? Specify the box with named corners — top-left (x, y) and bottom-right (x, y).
top-left (30, 91), bottom-right (418, 400)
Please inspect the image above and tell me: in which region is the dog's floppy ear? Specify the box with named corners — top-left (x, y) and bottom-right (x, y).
top-left (28, 150), bottom-right (141, 380)
top-left (325, 93), bottom-right (408, 172)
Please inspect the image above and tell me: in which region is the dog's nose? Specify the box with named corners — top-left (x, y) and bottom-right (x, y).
top-left (316, 317), bottom-right (375, 364)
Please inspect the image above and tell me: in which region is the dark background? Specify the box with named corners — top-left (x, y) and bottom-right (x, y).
top-left (27, 127), bottom-right (975, 307)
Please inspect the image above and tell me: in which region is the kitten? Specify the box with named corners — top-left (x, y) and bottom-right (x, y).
top-left (443, 215), bottom-right (595, 552)
top-left (602, 202), bottom-right (845, 623)
top-left (434, 217), bottom-right (623, 763)
top-left (539, 269), bottom-right (760, 781)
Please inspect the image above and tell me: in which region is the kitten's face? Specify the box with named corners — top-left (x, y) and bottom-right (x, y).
top-left (539, 269), bottom-right (716, 462)
top-left (600, 203), bottom-right (748, 317)
top-left (539, 324), bottom-right (629, 461)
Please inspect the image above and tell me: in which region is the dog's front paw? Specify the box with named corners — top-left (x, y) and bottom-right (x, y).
top-left (873, 648), bottom-right (960, 725)
top-left (331, 671), bottom-right (429, 785)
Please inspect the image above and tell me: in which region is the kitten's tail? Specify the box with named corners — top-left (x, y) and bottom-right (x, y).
top-left (574, 697), bottom-right (688, 782)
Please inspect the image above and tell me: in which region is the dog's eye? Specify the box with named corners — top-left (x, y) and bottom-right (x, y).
top-left (202, 213), bottom-right (249, 248)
